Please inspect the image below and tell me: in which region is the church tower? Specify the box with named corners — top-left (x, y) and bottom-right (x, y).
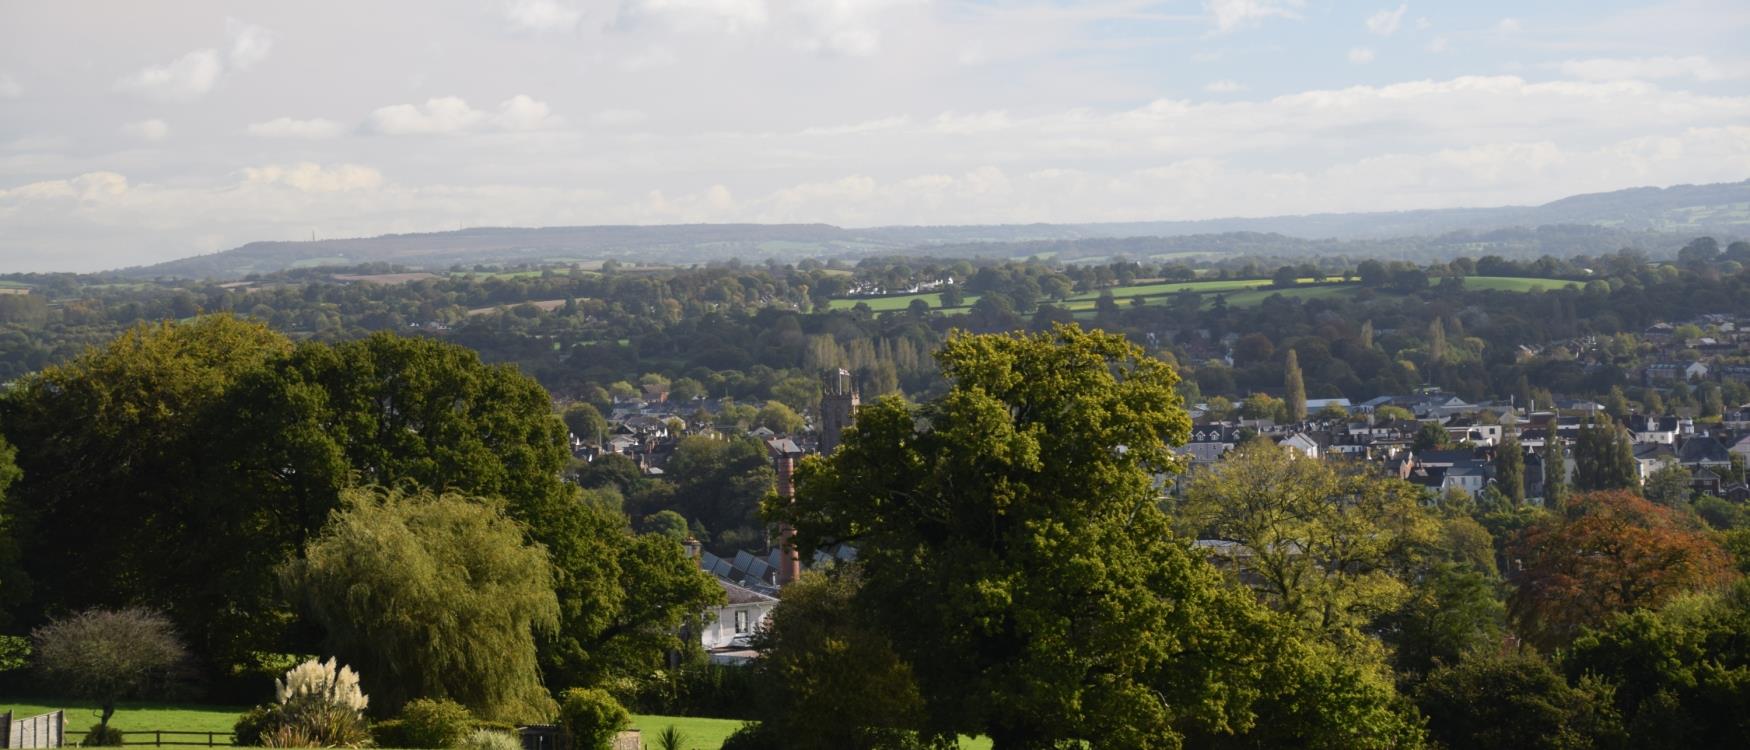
top-left (818, 368), bottom-right (860, 455)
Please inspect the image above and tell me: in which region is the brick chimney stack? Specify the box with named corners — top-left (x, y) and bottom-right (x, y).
top-left (767, 438), bottom-right (805, 588)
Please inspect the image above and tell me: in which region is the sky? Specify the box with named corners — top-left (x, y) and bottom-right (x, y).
top-left (1, 0), bottom-right (1749, 272)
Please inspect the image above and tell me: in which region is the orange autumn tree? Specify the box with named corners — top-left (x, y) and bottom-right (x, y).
top-left (1509, 490), bottom-right (1735, 648)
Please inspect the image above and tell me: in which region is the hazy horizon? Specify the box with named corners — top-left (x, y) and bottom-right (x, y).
top-left (3, 0), bottom-right (1749, 272)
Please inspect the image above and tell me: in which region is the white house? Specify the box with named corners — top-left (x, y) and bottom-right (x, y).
top-left (700, 579), bottom-right (778, 663)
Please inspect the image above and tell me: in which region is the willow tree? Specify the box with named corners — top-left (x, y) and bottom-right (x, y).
top-left (282, 486), bottom-right (559, 722)
top-left (774, 325), bottom-right (1418, 750)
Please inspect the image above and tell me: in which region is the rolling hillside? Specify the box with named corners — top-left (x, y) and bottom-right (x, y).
top-left (116, 180), bottom-right (1750, 280)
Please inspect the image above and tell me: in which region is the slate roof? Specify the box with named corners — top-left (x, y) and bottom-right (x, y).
top-left (1679, 437), bottom-right (1731, 464)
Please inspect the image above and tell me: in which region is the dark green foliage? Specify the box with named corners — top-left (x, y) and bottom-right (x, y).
top-left (749, 571), bottom-right (933, 750)
top-left (650, 726), bottom-right (687, 750)
top-left (660, 435), bottom-right (775, 553)
top-left (1382, 563), bottom-right (1506, 676)
top-left (1564, 581), bottom-right (1750, 748)
top-left (1, 317), bottom-right (296, 667)
top-left (1496, 437), bottom-right (1525, 506)
top-left (82, 724), bottom-right (125, 747)
top-left (1574, 416), bottom-right (1636, 492)
top-left (1415, 422), bottom-right (1451, 451)
top-left (234, 705), bottom-right (276, 747)
top-left (391, 698), bottom-right (477, 749)
top-left (557, 688), bottom-right (629, 750)
top-left (717, 722), bottom-right (779, 750)
top-left (1416, 653), bottom-right (1623, 750)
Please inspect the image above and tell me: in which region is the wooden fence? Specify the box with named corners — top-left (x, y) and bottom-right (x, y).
top-left (4, 710), bottom-right (65, 748)
top-left (115, 731), bottom-right (233, 747)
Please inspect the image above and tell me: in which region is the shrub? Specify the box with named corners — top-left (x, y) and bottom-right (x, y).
top-left (717, 722), bottom-right (777, 750)
top-left (457, 729), bottom-right (522, 750)
top-left (557, 688), bottom-right (629, 750)
top-left (368, 719), bottom-right (407, 748)
top-left (234, 705), bottom-right (277, 746)
top-left (235, 658), bottom-right (372, 748)
top-left (650, 725), bottom-right (686, 750)
top-left (395, 698), bottom-right (476, 749)
top-left (82, 723), bottom-right (124, 747)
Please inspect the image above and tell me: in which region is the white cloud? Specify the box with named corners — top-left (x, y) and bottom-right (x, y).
top-left (1205, 79), bottom-right (1246, 93)
top-left (627, 0), bottom-right (771, 35)
top-left (1348, 47), bottom-right (1376, 64)
top-left (113, 22), bottom-right (269, 102)
top-left (226, 19), bottom-right (274, 71)
top-left (365, 96), bottom-right (560, 135)
top-left (1365, 4), bottom-right (1407, 36)
top-left (1426, 35), bottom-right (1449, 53)
top-left (247, 117), bottom-right (346, 139)
top-left (242, 163), bottom-right (383, 192)
top-left (503, 0), bottom-right (584, 32)
top-left (122, 119), bottom-right (170, 142)
top-left (1205, 0), bottom-right (1304, 33)
top-left (115, 49), bottom-right (223, 101)
top-left (492, 95), bottom-right (563, 131)
top-left (1495, 17), bottom-right (1522, 34)
top-left (0, 73), bottom-right (21, 99)
top-left (1558, 56), bottom-right (1748, 82)
top-left (1414, 16), bottom-right (1431, 31)
top-left (365, 97), bottom-right (486, 135)
top-left (0, 172), bottom-right (130, 202)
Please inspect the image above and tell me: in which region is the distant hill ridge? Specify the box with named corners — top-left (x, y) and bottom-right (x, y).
top-left (119, 179), bottom-right (1750, 279)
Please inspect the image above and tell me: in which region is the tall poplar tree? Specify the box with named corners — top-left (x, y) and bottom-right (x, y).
top-left (1495, 436), bottom-right (1525, 506)
top-left (1284, 349), bottom-right (1307, 422)
top-left (1428, 319), bottom-right (1449, 363)
top-left (1575, 415), bottom-right (1636, 492)
top-left (1542, 436), bottom-right (1567, 509)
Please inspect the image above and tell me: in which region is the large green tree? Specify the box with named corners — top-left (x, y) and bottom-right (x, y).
top-left (282, 486), bottom-right (560, 722)
top-left (1180, 439), bottom-right (1442, 636)
top-left (0, 317), bottom-right (295, 664)
top-left (775, 325), bottom-right (1417, 749)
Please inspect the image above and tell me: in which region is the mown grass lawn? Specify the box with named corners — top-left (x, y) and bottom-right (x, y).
top-left (0, 700), bottom-right (993, 749)
top-left (1, 698), bottom-right (246, 743)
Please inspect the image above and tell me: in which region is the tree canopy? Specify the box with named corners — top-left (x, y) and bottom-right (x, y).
top-left (282, 486), bottom-right (559, 722)
top-left (776, 325), bottom-right (1417, 749)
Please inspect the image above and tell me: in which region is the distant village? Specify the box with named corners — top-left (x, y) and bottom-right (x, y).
top-left (562, 313), bottom-right (1750, 662)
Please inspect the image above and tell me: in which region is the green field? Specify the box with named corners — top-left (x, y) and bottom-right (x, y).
top-left (828, 277), bottom-right (1285, 313)
top-left (833, 274), bottom-right (1568, 316)
top-left (1, 698), bottom-right (245, 741)
top-left (0, 700), bottom-right (991, 749)
top-left (1462, 276), bottom-right (1579, 292)
top-left (826, 291), bottom-right (982, 312)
